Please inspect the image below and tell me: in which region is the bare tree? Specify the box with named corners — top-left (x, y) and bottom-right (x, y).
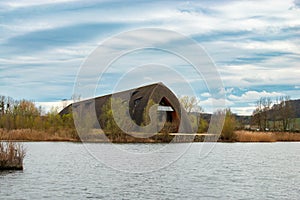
top-left (279, 96), bottom-right (295, 131)
top-left (253, 96), bottom-right (295, 131)
top-left (179, 96), bottom-right (204, 132)
top-left (252, 97), bottom-right (272, 131)
top-left (252, 98), bottom-right (263, 130)
top-left (179, 96), bottom-right (203, 114)
top-left (0, 95), bottom-right (5, 116)
top-left (270, 97), bottom-right (280, 130)
top-left (262, 97), bottom-right (272, 130)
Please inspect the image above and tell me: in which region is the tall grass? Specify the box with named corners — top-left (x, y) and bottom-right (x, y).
top-left (236, 130), bottom-right (300, 142)
top-left (0, 128), bottom-right (78, 142)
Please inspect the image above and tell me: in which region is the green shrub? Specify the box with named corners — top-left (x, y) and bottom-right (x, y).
top-left (221, 109), bottom-right (237, 141)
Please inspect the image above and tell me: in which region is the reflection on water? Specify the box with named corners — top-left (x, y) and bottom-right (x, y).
top-left (0, 142), bottom-right (299, 199)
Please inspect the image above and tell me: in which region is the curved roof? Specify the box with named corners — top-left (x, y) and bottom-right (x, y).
top-left (60, 82), bottom-right (192, 133)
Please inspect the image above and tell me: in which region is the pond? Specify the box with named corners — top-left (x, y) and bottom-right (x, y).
top-left (0, 142), bottom-right (299, 199)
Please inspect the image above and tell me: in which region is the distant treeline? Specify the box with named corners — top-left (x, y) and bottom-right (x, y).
top-left (251, 96), bottom-right (299, 131)
top-left (0, 95), bottom-right (77, 140)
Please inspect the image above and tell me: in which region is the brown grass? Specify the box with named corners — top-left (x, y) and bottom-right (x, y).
top-left (1, 129), bottom-right (299, 143)
top-left (235, 130), bottom-right (300, 142)
top-left (0, 129), bottom-right (78, 142)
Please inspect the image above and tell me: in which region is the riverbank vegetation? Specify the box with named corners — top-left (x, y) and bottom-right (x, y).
top-left (0, 94), bottom-right (299, 143)
top-left (220, 109), bottom-right (237, 141)
top-left (0, 95), bottom-right (78, 141)
top-left (251, 96), bottom-right (298, 131)
top-left (236, 130), bottom-right (300, 142)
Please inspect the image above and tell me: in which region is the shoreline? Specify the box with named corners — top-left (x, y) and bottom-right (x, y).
top-left (1, 129), bottom-right (299, 143)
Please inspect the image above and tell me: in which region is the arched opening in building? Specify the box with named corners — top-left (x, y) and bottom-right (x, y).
top-left (158, 97), bottom-right (180, 132)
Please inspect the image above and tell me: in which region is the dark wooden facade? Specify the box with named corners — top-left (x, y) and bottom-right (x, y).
top-left (60, 82), bottom-right (192, 133)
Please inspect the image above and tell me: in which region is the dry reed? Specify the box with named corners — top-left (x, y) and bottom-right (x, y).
top-left (236, 130), bottom-right (300, 142)
top-left (0, 141), bottom-right (26, 170)
top-left (0, 129), bottom-right (78, 142)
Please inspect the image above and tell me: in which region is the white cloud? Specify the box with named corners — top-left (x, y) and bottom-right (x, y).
top-left (3, 0), bottom-right (299, 40)
top-left (239, 41), bottom-right (300, 54)
top-left (231, 106), bottom-right (256, 116)
top-left (167, 0), bottom-right (300, 35)
top-left (200, 97), bottom-right (233, 108)
top-left (228, 90), bottom-right (284, 102)
top-left (217, 62), bottom-right (300, 88)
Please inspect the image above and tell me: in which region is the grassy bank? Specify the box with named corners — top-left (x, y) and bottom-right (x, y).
top-left (0, 129), bottom-right (78, 142)
top-left (235, 130), bottom-right (300, 142)
top-left (0, 129), bottom-right (205, 143)
top-left (1, 129), bottom-right (299, 143)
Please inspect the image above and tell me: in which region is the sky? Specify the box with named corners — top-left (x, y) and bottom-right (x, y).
top-left (0, 0), bottom-right (300, 115)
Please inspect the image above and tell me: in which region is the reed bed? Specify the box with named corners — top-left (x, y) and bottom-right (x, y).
top-left (236, 130), bottom-right (300, 142)
top-left (0, 129), bottom-right (78, 142)
top-left (0, 141), bottom-right (26, 170)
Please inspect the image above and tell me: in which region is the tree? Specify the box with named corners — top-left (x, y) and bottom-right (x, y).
top-left (220, 109), bottom-right (236, 141)
top-left (252, 97), bottom-right (272, 131)
top-left (278, 96), bottom-right (295, 131)
top-left (10, 100), bottom-right (40, 130)
top-left (198, 118), bottom-right (208, 133)
top-left (252, 96), bottom-right (295, 131)
top-left (262, 97), bottom-right (272, 130)
top-left (270, 97), bottom-right (281, 130)
top-left (179, 96), bottom-right (205, 133)
top-left (0, 95), bottom-right (5, 116)
top-left (179, 96), bottom-right (202, 114)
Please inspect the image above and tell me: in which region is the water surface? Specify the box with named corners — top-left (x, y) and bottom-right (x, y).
top-left (0, 142), bottom-right (299, 199)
